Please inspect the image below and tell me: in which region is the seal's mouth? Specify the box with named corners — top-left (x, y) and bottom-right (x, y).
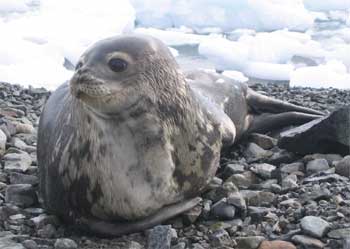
top-left (70, 73), bottom-right (112, 99)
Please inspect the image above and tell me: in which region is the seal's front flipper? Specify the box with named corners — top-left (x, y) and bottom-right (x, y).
top-left (78, 197), bottom-right (202, 237)
top-left (247, 88), bottom-right (324, 116)
top-left (248, 112), bottom-right (322, 135)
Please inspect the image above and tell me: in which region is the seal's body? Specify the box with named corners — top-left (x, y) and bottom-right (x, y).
top-left (38, 35), bottom-right (322, 236)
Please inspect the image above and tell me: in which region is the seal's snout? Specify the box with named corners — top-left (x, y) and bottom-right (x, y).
top-left (70, 69), bottom-right (112, 99)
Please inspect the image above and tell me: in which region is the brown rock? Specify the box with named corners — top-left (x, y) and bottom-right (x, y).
top-left (258, 240), bottom-right (296, 249)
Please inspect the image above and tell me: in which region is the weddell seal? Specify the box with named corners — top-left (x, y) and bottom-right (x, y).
top-left (37, 34), bottom-right (323, 236)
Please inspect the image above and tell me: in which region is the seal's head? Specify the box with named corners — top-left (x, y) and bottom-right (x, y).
top-left (70, 35), bottom-right (181, 116)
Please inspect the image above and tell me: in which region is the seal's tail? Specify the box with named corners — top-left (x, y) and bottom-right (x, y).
top-left (246, 88), bottom-right (324, 134)
top-left (247, 88), bottom-right (324, 116)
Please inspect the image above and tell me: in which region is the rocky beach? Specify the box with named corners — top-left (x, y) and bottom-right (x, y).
top-left (0, 81), bottom-right (349, 249)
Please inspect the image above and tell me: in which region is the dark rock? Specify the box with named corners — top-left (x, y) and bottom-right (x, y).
top-left (222, 164), bottom-right (245, 179)
top-left (38, 224), bottom-right (57, 238)
top-left (5, 184), bottom-right (37, 208)
top-left (210, 199), bottom-right (236, 220)
top-left (278, 107), bottom-right (350, 156)
top-left (9, 173), bottom-right (38, 185)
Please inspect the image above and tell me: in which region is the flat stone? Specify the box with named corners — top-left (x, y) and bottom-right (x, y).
top-left (4, 152), bottom-right (33, 173)
top-left (226, 171), bottom-right (259, 189)
top-left (250, 163), bottom-right (276, 179)
top-left (306, 159), bottom-right (329, 175)
top-left (14, 123), bottom-right (35, 134)
top-left (335, 156), bottom-right (350, 178)
top-left (303, 174), bottom-right (348, 183)
top-left (327, 228), bottom-right (350, 239)
top-left (292, 235), bottom-right (325, 248)
top-left (227, 191), bottom-right (247, 215)
top-left (300, 216), bottom-right (330, 238)
top-left (249, 133), bottom-right (277, 150)
top-left (5, 184), bottom-right (38, 208)
top-left (258, 240), bottom-right (296, 249)
top-left (244, 143), bottom-right (273, 160)
top-left (222, 164), bottom-right (245, 179)
top-left (280, 162), bottom-right (304, 174)
top-left (182, 205), bottom-right (202, 224)
top-left (54, 238), bottom-right (78, 249)
top-left (240, 190), bottom-right (275, 207)
top-left (279, 107), bottom-right (350, 156)
top-left (236, 236), bottom-right (265, 249)
top-left (10, 172), bottom-right (38, 185)
top-left (147, 225), bottom-right (176, 249)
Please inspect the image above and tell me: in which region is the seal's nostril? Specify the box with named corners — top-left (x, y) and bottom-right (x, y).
top-left (75, 62), bottom-right (83, 71)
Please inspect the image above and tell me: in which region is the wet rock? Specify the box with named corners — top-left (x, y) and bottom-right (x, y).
top-left (258, 240), bottom-right (296, 249)
top-left (306, 159), bottom-right (329, 175)
top-left (335, 156), bottom-right (350, 178)
top-left (236, 236), bottom-right (265, 249)
top-left (250, 163), bottom-right (276, 179)
top-left (5, 184), bottom-right (37, 208)
top-left (147, 225), bottom-right (176, 249)
top-left (249, 133), bottom-right (277, 150)
top-left (279, 107), bottom-right (350, 156)
top-left (54, 238), bottom-right (78, 249)
top-left (300, 216), bottom-right (330, 238)
top-left (209, 228), bottom-right (232, 247)
top-left (292, 235), bottom-right (325, 248)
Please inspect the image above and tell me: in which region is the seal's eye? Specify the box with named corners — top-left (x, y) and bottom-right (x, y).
top-left (108, 58), bottom-right (128, 72)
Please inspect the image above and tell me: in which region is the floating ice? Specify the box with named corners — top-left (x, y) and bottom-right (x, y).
top-left (131, 0), bottom-right (314, 32)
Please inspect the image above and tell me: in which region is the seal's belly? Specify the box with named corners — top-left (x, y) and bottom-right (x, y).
top-left (67, 119), bottom-right (180, 221)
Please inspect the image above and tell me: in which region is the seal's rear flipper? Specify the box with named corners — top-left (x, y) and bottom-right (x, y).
top-left (248, 112), bottom-right (323, 135)
top-left (77, 197), bottom-right (202, 237)
top-left (247, 88), bottom-right (324, 116)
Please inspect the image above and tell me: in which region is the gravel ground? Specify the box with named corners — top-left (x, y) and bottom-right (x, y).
top-left (0, 82), bottom-right (349, 249)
